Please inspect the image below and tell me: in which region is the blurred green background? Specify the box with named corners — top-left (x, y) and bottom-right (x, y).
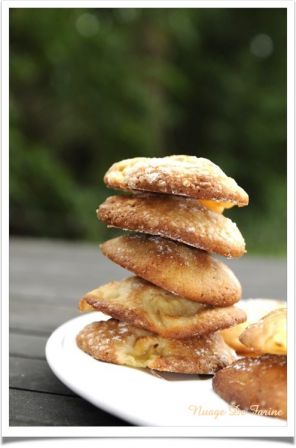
top-left (9, 8), bottom-right (287, 255)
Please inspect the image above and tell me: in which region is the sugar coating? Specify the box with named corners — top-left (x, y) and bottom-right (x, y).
top-left (76, 319), bottom-right (237, 374)
top-left (100, 235), bottom-right (242, 306)
top-left (97, 194), bottom-right (246, 258)
top-left (104, 156), bottom-right (249, 206)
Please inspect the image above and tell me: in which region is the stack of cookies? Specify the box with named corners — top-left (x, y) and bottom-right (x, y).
top-left (77, 155), bottom-right (249, 375)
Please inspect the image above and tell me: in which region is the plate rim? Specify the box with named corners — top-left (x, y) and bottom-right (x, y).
top-left (45, 312), bottom-right (286, 427)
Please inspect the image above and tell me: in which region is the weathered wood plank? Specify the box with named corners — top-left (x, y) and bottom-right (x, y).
top-left (10, 238), bottom-right (287, 302)
top-left (10, 356), bottom-right (75, 396)
top-left (10, 299), bottom-right (81, 334)
top-left (9, 389), bottom-right (131, 426)
top-left (10, 332), bottom-right (47, 359)
top-left (9, 238), bottom-right (128, 304)
top-left (8, 238), bottom-right (287, 427)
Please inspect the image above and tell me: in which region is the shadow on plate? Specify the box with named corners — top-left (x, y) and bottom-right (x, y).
top-left (146, 369), bottom-right (213, 381)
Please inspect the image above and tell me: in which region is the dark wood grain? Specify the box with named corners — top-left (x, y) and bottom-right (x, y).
top-left (9, 237), bottom-right (287, 427)
top-left (10, 356), bottom-right (75, 396)
top-left (10, 389), bottom-right (131, 426)
top-left (10, 298), bottom-right (79, 335)
top-left (10, 237), bottom-right (287, 301)
top-left (10, 332), bottom-right (47, 359)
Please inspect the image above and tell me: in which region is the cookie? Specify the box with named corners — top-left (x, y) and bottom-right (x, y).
top-left (76, 318), bottom-right (236, 374)
top-left (213, 355), bottom-right (287, 419)
top-left (97, 194), bottom-right (246, 258)
top-left (220, 299), bottom-right (284, 354)
top-left (100, 235), bottom-right (242, 306)
top-left (239, 308), bottom-right (287, 355)
top-left (104, 155), bottom-right (249, 207)
top-left (79, 276), bottom-right (246, 338)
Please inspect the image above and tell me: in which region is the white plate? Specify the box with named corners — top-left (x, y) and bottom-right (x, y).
top-left (46, 313), bottom-right (286, 427)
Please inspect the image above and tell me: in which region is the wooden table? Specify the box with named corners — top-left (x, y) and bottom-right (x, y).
top-left (9, 238), bottom-right (287, 426)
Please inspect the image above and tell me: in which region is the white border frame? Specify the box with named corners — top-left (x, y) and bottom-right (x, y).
top-left (1, 0), bottom-right (294, 438)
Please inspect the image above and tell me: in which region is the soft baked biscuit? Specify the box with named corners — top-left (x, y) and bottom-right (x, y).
top-left (97, 194), bottom-right (246, 258)
top-left (100, 235), bottom-right (242, 306)
top-left (104, 156), bottom-right (249, 207)
top-left (220, 299), bottom-right (284, 354)
top-left (79, 276), bottom-right (246, 338)
top-left (213, 355), bottom-right (287, 419)
top-left (76, 319), bottom-right (236, 374)
top-left (239, 308), bottom-right (287, 355)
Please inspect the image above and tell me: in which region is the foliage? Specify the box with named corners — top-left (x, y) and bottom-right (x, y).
top-left (10, 8), bottom-right (287, 254)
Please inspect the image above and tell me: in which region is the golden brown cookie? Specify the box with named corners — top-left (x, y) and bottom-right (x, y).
top-left (97, 194), bottom-right (246, 258)
top-left (104, 156), bottom-right (249, 207)
top-left (213, 355), bottom-right (287, 419)
top-left (100, 235), bottom-right (241, 306)
top-left (239, 308), bottom-right (287, 355)
top-left (79, 276), bottom-right (246, 338)
top-left (76, 319), bottom-right (236, 374)
top-left (220, 299), bottom-right (284, 354)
